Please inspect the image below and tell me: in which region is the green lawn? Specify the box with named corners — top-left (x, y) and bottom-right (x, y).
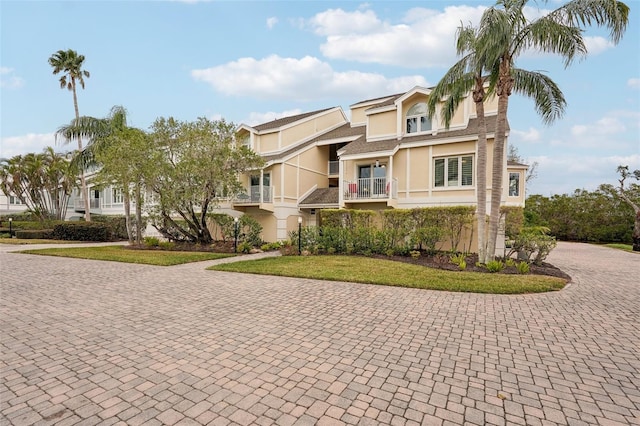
top-left (19, 245), bottom-right (235, 266)
top-left (0, 238), bottom-right (77, 245)
top-left (604, 243), bottom-right (635, 253)
top-left (209, 256), bottom-right (567, 294)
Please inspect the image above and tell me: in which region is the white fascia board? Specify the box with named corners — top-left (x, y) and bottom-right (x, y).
top-left (340, 149), bottom-right (397, 162)
top-left (366, 134), bottom-right (396, 142)
top-left (316, 135), bottom-right (361, 146)
top-left (236, 124), bottom-right (256, 133)
top-left (258, 120), bottom-right (348, 157)
top-left (256, 106), bottom-right (344, 135)
top-left (398, 134), bottom-right (489, 150)
top-left (350, 96), bottom-right (396, 109)
top-left (364, 104), bottom-right (396, 115)
top-left (394, 86), bottom-right (431, 106)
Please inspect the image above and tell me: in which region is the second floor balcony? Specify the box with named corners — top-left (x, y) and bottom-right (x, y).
top-left (234, 185), bottom-right (273, 205)
top-left (343, 177), bottom-right (397, 201)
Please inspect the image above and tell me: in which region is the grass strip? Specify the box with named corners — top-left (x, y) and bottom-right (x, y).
top-left (0, 238), bottom-right (77, 245)
top-left (19, 245), bottom-right (235, 266)
top-left (209, 256), bottom-right (566, 294)
top-left (603, 243), bottom-right (635, 253)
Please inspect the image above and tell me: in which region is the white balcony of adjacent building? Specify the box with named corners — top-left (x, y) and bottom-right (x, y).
top-left (343, 177), bottom-right (398, 203)
top-left (232, 185), bottom-right (274, 212)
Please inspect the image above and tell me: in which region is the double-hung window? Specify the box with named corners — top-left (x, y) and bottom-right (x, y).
top-left (406, 102), bottom-right (431, 134)
top-left (434, 155), bottom-right (473, 188)
top-left (509, 172), bottom-right (520, 196)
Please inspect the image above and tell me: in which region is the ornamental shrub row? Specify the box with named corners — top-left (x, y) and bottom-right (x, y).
top-left (291, 206), bottom-right (476, 256)
top-left (52, 223), bottom-right (112, 242)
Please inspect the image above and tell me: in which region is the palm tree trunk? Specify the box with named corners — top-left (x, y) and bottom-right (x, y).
top-left (72, 77), bottom-right (91, 222)
top-left (474, 88), bottom-right (488, 264)
top-left (487, 62), bottom-right (513, 260)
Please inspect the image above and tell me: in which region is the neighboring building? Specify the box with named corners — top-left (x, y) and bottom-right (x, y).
top-left (228, 86), bottom-right (527, 250)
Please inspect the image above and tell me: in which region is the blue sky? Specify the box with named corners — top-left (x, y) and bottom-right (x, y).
top-left (1, 0), bottom-right (638, 196)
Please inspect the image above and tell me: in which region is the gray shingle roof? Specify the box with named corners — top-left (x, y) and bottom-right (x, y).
top-left (263, 123), bottom-right (364, 162)
top-left (253, 108), bottom-right (335, 132)
top-left (299, 187), bottom-right (340, 206)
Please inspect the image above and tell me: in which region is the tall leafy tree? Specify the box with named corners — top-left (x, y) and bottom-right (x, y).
top-left (149, 117), bottom-right (264, 244)
top-left (603, 166), bottom-right (640, 251)
top-left (0, 148), bottom-right (77, 221)
top-left (427, 24), bottom-right (493, 263)
top-left (49, 49), bottom-right (92, 220)
top-left (477, 0), bottom-right (629, 260)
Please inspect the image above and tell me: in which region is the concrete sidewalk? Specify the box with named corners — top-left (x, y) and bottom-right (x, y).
top-left (1, 242), bottom-right (638, 425)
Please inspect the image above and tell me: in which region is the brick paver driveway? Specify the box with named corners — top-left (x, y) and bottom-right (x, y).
top-left (1, 242), bottom-right (639, 425)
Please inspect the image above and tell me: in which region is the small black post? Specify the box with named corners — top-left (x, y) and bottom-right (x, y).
top-left (298, 216), bottom-right (302, 255)
top-left (233, 217), bottom-right (239, 253)
top-left (9, 218), bottom-right (13, 238)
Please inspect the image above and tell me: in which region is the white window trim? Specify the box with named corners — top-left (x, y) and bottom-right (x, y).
top-left (433, 154), bottom-right (474, 189)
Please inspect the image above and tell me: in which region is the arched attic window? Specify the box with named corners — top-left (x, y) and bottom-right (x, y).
top-left (406, 102), bottom-right (431, 134)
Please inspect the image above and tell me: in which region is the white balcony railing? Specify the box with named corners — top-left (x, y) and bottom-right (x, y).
top-left (74, 198), bottom-right (101, 211)
top-left (235, 185), bottom-right (273, 204)
top-left (344, 178), bottom-right (397, 200)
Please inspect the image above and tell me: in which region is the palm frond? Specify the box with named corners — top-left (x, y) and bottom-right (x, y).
top-left (546, 0), bottom-right (629, 44)
top-left (512, 68), bottom-right (567, 125)
top-left (519, 17), bottom-right (587, 67)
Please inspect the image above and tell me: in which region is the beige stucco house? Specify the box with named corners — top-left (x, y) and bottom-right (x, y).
top-left (230, 86), bottom-right (527, 248)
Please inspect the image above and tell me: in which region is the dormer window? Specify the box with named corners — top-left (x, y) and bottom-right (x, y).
top-left (406, 102), bottom-right (431, 134)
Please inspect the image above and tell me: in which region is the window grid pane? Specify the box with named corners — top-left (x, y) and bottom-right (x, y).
top-left (447, 158), bottom-right (459, 186)
top-left (461, 156), bottom-right (473, 186)
top-left (434, 159), bottom-right (445, 187)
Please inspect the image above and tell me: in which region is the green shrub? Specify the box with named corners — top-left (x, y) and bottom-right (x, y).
top-left (238, 241), bottom-right (253, 253)
top-left (505, 258), bottom-right (516, 268)
top-left (144, 236), bottom-right (160, 247)
top-left (508, 227), bottom-right (558, 265)
top-left (91, 215), bottom-right (131, 241)
top-left (501, 206), bottom-right (525, 240)
top-left (238, 215), bottom-right (263, 247)
top-left (15, 229), bottom-right (53, 239)
top-left (410, 250), bottom-right (421, 259)
top-left (486, 260), bottom-right (505, 273)
top-left (158, 241), bottom-right (175, 250)
top-left (450, 253), bottom-right (466, 267)
top-left (458, 259), bottom-right (467, 271)
top-left (516, 261), bottom-right (530, 274)
top-left (52, 223), bottom-right (111, 242)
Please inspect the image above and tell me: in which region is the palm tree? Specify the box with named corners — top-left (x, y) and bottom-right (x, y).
top-left (428, 24), bottom-right (494, 264)
top-left (0, 149), bottom-right (76, 221)
top-left (57, 106), bottom-right (150, 243)
top-left (49, 49), bottom-right (91, 220)
top-left (477, 0), bottom-right (629, 260)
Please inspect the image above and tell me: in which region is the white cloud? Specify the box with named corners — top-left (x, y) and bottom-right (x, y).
top-left (308, 8), bottom-right (383, 36)
top-left (0, 67), bottom-right (25, 89)
top-left (570, 116), bottom-right (626, 137)
top-left (512, 127), bottom-right (541, 142)
top-left (191, 55), bottom-right (428, 101)
top-left (244, 109), bottom-right (303, 127)
top-left (628, 78), bottom-right (640, 89)
top-left (583, 36), bottom-right (615, 55)
top-left (266, 17), bottom-right (278, 29)
top-left (305, 5), bottom-right (486, 68)
top-left (529, 153), bottom-right (640, 195)
top-left (0, 133), bottom-right (62, 158)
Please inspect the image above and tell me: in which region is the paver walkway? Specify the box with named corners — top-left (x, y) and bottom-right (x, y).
top-left (0, 242), bottom-right (638, 425)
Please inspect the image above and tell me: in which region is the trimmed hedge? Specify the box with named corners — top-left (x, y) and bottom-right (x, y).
top-left (15, 229), bottom-right (54, 239)
top-left (52, 223), bottom-right (112, 242)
